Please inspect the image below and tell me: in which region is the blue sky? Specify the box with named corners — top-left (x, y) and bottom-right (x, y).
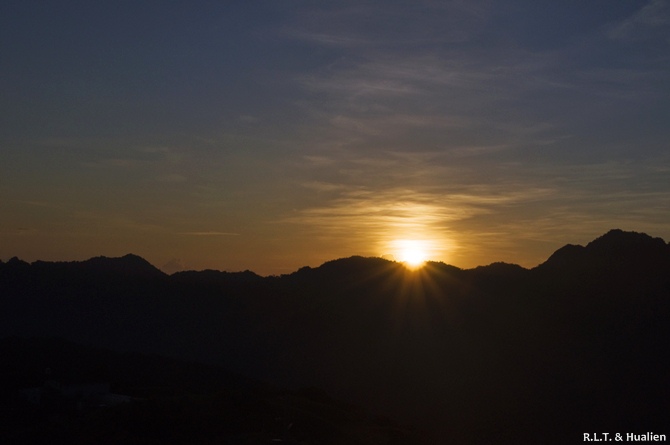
top-left (2, 1), bottom-right (669, 274)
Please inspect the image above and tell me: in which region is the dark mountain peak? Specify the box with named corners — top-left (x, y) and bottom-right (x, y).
top-left (82, 254), bottom-right (165, 278)
top-left (316, 256), bottom-right (396, 275)
top-left (0, 257), bottom-right (32, 278)
top-left (171, 268), bottom-right (262, 285)
top-left (471, 262), bottom-right (528, 276)
top-left (121, 253), bottom-right (150, 262)
top-left (319, 255), bottom-right (393, 269)
top-left (540, 243), bottom-right (587, 268)
top-left (288, 256), bottom-right (396, 283)
top-left (585, 229), bottom-right (667, 254)
top-left (538, 229), bottom-right (669, 271)
top-left (6, 256), bottom-right (30, 267)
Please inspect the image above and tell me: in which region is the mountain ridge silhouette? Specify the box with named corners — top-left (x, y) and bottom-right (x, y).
top-left (1, 229), bottom-right (669, 444)
top-left (4, 228), bottom-right (668, 278)
top-left (539, 229), bottom-right (669, 270)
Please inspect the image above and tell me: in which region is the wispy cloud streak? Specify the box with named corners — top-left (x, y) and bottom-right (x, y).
top-left (179, 231), bottom-right (240, 236)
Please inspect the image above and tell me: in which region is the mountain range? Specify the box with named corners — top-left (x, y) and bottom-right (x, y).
top-left (2, 229), bottom-right (669, 444)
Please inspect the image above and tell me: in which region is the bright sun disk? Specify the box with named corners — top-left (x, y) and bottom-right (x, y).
top-left (394, 239), bottom-right (429, 269)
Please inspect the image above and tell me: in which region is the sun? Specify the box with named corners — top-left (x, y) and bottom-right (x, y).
top-left (393, 239), bottom-right (429, 269)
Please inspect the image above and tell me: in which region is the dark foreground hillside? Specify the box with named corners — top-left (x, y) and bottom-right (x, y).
top-left (0, 337), bottom-right (419, 445)
top-left (1, 229), bottom-right (670, 443)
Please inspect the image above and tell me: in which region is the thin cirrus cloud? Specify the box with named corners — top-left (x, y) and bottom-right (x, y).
top-left (284, 147), bottom-right (670, 267)
top-left (284, 166), bottom-right (558, 263)
top-left (287, 2), bottom-right (667, 132)
top-left (278, 1), bottom-right (669, 246)
top-left (179, 232), bottom-right (240, 237)
top-left (283, 1), bottom-right (490, 48)
top-left (320, 197), bottom-right (538, 265)
top-left (604, 0), bottom-right (670, 41)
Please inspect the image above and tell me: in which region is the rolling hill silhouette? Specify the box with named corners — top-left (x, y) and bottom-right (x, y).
top-left (1, 229), bottom-right (669, 444)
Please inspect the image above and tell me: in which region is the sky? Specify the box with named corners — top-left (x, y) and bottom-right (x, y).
top-left (2, 0), bottom-right (670, 275)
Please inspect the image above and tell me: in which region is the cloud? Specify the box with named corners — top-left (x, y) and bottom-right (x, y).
top-left (605, 0), bottom-right (670, 42)
top-left (300, 181), bottom-right (349, 193)
top-left (161, 258), bottom-right (186, 274)
top-left (0, 227), bottom-right (34, 236)
top-left (281, 148), bottom-right (670, 267)
top-left (446, 144), bottom-right (511, 157)
top-left (16, 200), bottom-right (65, 209)
top-left (283, 175), bottom-right (556, 259)
top-left (283, 1), bottom-right (490, 49)
top-left (72, 211), bottom-right (168, 233)
top-left (179, 231), bottom-right (240, 236)
top-left (238, 115), bottom-right (259, 124)
top-left (282, 1), bottom-right (670, 169)
top-left (281, 29), bottom-right (372, 48)
top-left (156, 174), bottom-right (188, 183)
top-left (289, 27), bottom-right (575, 160)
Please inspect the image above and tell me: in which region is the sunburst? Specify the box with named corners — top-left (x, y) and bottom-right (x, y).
top-left (393, 239), bottom-right (430, 269)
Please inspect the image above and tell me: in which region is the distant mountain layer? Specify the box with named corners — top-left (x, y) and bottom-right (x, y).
top-left (2, 229), bottom-right (670, 444)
